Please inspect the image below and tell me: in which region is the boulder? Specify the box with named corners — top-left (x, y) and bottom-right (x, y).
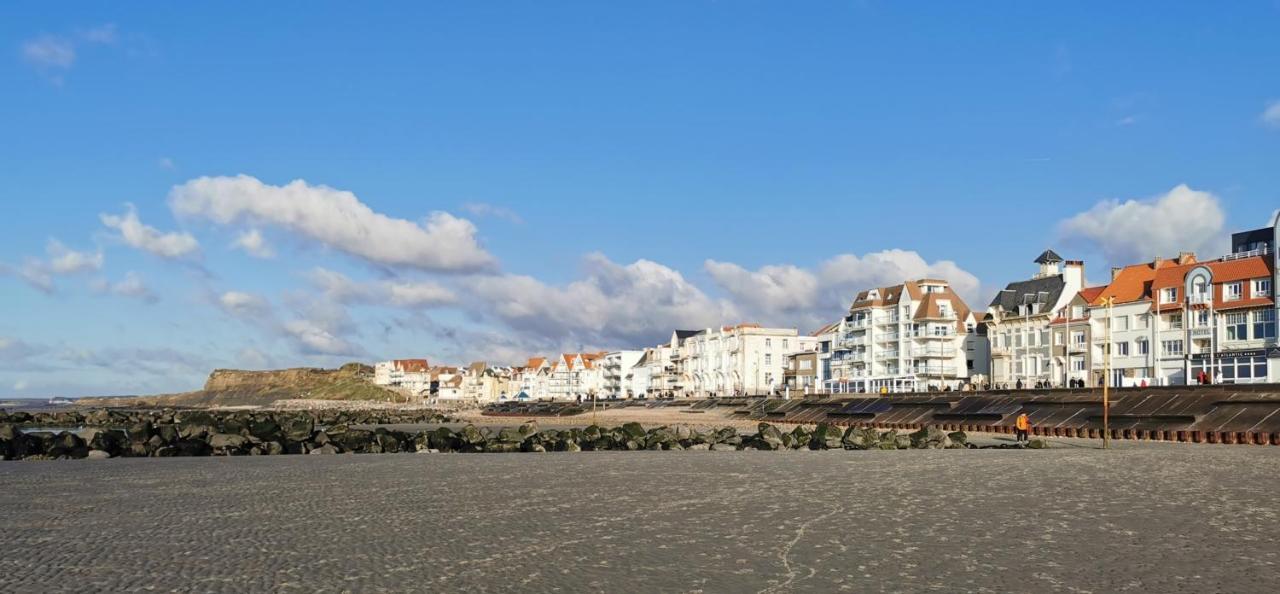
top-left (496, 427), bottom-right (525, 444)
top-left (174, 439), bottom-right (212, 457)
top-left (88, 429), bottom-right (127, 456)
top-left (127, 421), bottom-right (154, 443)
top-left (458, 425), bottom-right (486, 446)
top-left (248, 418), bottom-right (281, 441)
top-left (209, 433), bottom-right (249, 452)
top-left (86, 449), bottom-right (111, 460)
top-left (909, 426), bottom-right (948, 449)
top-left (309, 444), bottom-right (340, 455)
top-left (947, 431), bottom-right (968, 447)
top-left (810, 423), bottom-right (844, 450)
top-left (47, 431), bottom-right (88, 459)
top-left (621, 422), bottom-right (647, 442)
top-left (281, 415), bottom-right (315, 442)
top-left (1027, 439), bottom-right (1049, 449)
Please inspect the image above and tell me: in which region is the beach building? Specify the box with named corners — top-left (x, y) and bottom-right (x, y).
top-left (986, 250), bottom-right (1086, 387)
top-left (670, 324), bottom-right (814, 397)
top-left (600, 350), bottom-right (644, 399)
top-left (373, 359), bottom-right (432, 396)
top-left (827, 278), bottom-right (981, 393)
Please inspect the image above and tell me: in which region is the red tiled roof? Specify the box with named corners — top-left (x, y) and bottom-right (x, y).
top-left (393, 359), bottom-right (430, 373)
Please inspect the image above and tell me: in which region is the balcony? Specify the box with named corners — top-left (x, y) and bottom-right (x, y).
top-left (911, 347), bottom-right (957, 358)
top-left (876, 350), bottom-right (900, 360)
top-left (848, 319), bottom-right (871, 329)
top-left (912, 364), bottom-right (959, 376)
top-left (877, 332), bottom-right (901, 342)
top-left (877, 316), bottom-right (901, 326)
top-left (990, 346), bottom-right (1011, 357)
top-left (917, 331), bottom-right (955, 339)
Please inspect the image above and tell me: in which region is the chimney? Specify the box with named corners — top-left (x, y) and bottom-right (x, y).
top-left (1112, 267), bottom-right (1123, 281)
top-left (1152, 256), bottom-right (1163, 269)
top-left (1063, 260), bottom-right (1085, 290)
top-left (1177, 252), bottom-right (1196, 265)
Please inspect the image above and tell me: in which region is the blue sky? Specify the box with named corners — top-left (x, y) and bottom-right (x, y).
top-left (2, 2), bottom-right (1279, 397)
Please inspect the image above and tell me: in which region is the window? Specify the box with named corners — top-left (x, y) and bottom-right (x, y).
top-left (1170, 313), bottom-right (1183, 330)
top-left (1161, 288), bottom-right (1177, 303)
top-left (1226, 312), bottom-right (1248, 341)
top-left (782, 339), bottom-right (788, 350)
top-left (1195, 310), bottom-right (1210, 327)
top-left (1071, 305), bottom-right (1084, 319)
top-left (1225, 282), bottom-right (1243, 302)
top-left (1040, 331), bottom-right (1050, 346)
top-left (1115, 316), bottom-right (1129, 331)
top-left (765, 338), bottom-right (772, 349)
top-left (1054, 332), bottom-right (1063, 346)
top-left (1072, 356), bottom-right (1086, 371)
top-left (1136, 340), bottom-right (1149, 355)
top-left (1255, 310), bottom-right (1277, 340)
top-left (1115, 342), bottom-right (1129, 356)
top-left (1072, 331), bottom-right (1085, 346)
top-left (799, 360), bottom-right (812, 371)
top-left (1014, 333), bottom-right (1023, 348)
top-left (1162, 340), bottom-right (1184, 356)
top-left (1136, 315), bottom-right (1150, 330)
top-left (1254, 279), bottom-right (1272, 298)
top-left (764, 354), bottom-right (772, 366)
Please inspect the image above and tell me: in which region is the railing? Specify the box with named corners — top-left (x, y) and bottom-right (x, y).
top-left (1222, 246), bottom-right (1270, 261)
top-left (876, 350), bottom-right (900, 360)
top-left (877, 316), bottom-right (901, 325)
top-left (911, 347), bottom-right (957, 358)
top-left (877, 332), bottom-right (900, 342)
top-left (913, 365), bottom-right (958, 376)
top-left (848, 319), bottom-right (871, 329)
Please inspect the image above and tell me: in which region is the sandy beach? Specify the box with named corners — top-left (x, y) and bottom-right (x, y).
top-left (2, 443), bottom-right (1278, 593)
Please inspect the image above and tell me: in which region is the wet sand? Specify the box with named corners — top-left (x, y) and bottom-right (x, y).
top-left (2, 445), bottom-right (1278, 593)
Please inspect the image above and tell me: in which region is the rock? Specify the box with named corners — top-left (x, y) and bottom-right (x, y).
top-left (528, 443), bottom-right (547, 453)
top-left (248, 418), bottom-right (281, 441)
top-left (309, 444), bottom-right (340, 455)
top-left (909, 426), bottom-right (948, 449)
top-left (621, 422), bottom-right (647, 441)
top-left (947, 431), bottom-right (968, 447)
top-left (842, 427), bottom-right (878, 450)
top-left (564, 441), bottom-right (581, 452)
top-left (174, 439), bottom-right (212, 457)
top-left (127, 421), bottom-right (154, 443)
top-left (209, 433), bottom-right (249, 451)
top-left (88, 429), bottom-right (127, 456)
top-left (517, 421), bottom-right (539, 438)
top-left (497, 427), bottom-right (525, 443)
top-left (264, 441), bottom-right (286, 455)
top-left (86, 449), bottom-right (111, 460)
top-left (1027, 439), bottom-right (1049, 449)
top-left (709, 443), bottom-right (734, 451)
top-left (686, 443), bottom-right (710, 451)
top-left (281, 415), bottom-right (315, 442)
top-left (810, 423), bottom-right (844, 450)
top-left (459, 425), bottom-right (486, 446)
top-left (755, 423), bottom-right (784, 450)
top-left (48, 432), bottom-right (88, 459)
top-left (0, 423), bottom-right (21, 441)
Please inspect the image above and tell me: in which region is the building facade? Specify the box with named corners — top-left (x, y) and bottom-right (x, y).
top-left (986, 250), bottom-right (1086, 387)
top-left (827, 278), bottom-right (981, 393)
top-left (600, 350), bottom-right (644, 399)
top-left (672, 325), bottom-right (814, 397)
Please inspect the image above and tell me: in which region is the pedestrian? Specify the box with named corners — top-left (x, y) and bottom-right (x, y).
top-left (1197, 370), bottom-right (1209, 385)
top-left (1015, 379), bottom-right (1023, 390)
top-left (1015, 412), bottom-right (1030, 443)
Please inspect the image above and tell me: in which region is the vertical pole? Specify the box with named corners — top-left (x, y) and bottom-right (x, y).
top-left (1103, 296), bottom-right (1113, 449)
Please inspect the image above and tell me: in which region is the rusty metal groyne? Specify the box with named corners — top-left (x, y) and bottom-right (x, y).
top-left (713, 385), bottom-right (1280, 445)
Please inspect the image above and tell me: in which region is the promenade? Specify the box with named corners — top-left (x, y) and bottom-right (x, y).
top-left (2, 443), bottom-right (1277, 592)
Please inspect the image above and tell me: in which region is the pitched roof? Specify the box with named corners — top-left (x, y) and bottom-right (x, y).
top-left (1078, 286), bottom-right (1106, 303)
top-left (988, 274), bottom-right (1066, 315)
top-left (1150, 254), bottom-right (1273, 311)
top-left (1034, 249), bottom-right (1063, 264)
top-left (393, 359), bottom-right (429, 373)
top-left (811, 320), bottom-right (841, 337)
top-left (1089, 260), bottom-right (1178, 305)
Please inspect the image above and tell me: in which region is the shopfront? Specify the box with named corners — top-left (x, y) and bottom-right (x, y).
top-left (1189, 348), bottom-right (1277, 384)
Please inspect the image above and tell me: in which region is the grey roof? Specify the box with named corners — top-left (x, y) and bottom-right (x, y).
top-left (673, 329), bottom-right (702, 340)
top-left (1034, 249), bottom-right (1063, 264)
top-left (989, 274), bottom-right (1066, 315)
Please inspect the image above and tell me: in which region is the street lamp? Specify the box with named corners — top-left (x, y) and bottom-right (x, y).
top-left (1101, 296), bottom-right (1115, 450)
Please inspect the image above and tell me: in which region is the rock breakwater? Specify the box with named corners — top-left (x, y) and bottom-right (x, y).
top-left (0, 415), bottom-right (1044, 460)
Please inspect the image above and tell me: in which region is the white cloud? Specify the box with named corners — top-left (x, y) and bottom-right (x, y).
top-left (46, 239), bottom-right (103, 274)
top-left (461, 202), bottom-right (523, 224)
top-left (101, 204), bottom-right (200, 259)
top-left (21, 35), bottom-right (75, 69)
top-left (218, 291), bottom-right (271, 319)
top-left (170, 175), bottom-right (494, 272)
top-left (306, 267), bottom-right (456, 309)
top-left (1058, 184), bottom-right (1227, 265)
top-left (232, 229), bottom-right (274, 258)
top-left (1263, 101), bottom-right (1280, 129)
top-left (3, 239), bottom-right (102, 293)
top-left (282, 319), bottom-right (361, 356)
top-left (705, 249), bottom-right (982, 330)
top-left (466, 253), bottom-right (736, 347)
top-left (93, 271), bottom-right (159, 303)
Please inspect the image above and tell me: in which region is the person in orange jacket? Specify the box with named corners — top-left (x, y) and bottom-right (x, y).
top-left (1014, 413), bottom-right (1030, 443)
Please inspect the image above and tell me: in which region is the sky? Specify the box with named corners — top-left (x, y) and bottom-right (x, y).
top-left (2, 2), bottom-right (1279, 398)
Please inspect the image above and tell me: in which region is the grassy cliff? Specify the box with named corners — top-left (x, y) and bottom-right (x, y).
top-left (93, 363), bottom-right (406, 407)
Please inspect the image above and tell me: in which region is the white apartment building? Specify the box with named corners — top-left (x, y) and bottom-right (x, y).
top-left (372, 359), bottom-right (432, 396)
top-left (827, 278), bottom-right (981, 393)
top-left (666, 325), bottom-right (813, 397)
top-left (600, 350), bottom-right (643, 399)
top-left (546, 352), bottom-right (605, 401)
top-left (986, 250), bottom-right (1086, 387)
top-left (515, 357), bottom-right (550, 400)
